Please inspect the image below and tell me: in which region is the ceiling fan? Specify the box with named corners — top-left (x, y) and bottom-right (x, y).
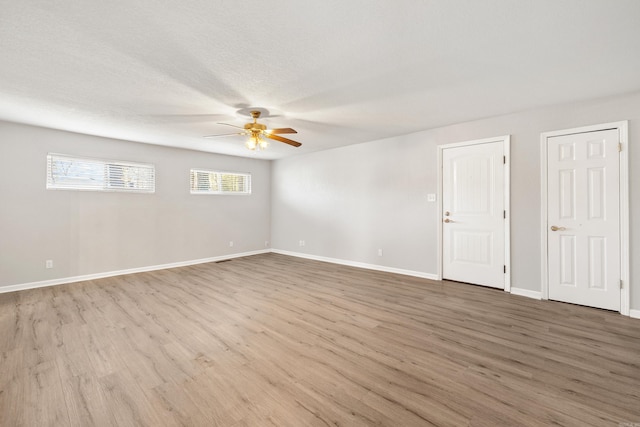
top-left (204, 110), bottom-right (302, 151)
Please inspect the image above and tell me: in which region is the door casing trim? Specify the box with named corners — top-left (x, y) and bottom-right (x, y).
top-left (437, 135), bottom-right (511, 292)
top-left (540, 121), bottom-right (629, 315)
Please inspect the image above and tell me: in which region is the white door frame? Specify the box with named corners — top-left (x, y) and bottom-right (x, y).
top-left (540, 121), bottom-right (629, 315)
top-left (437, 135), bottom-right (511, 291)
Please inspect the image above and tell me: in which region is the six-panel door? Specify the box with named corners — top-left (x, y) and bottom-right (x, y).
top-left (547, 129), bottom-right (620, 311)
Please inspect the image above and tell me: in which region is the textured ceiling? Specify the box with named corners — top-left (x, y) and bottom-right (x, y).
top-left (1, 0), bottom-right (639, 159)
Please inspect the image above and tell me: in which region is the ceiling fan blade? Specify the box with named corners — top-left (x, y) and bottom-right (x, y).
top-left (203, 132), bottom-right (245, 138)
top-left (217, 122), bottom-right (245, 129)
top-left (265, 133), bottom-right (302, 147)
top-left (267, 128), bottom-right (297, 134)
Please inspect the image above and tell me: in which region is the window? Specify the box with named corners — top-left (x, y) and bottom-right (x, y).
top-left (190, 169), bottom-right (251, 194)
top-left (46, 153), bottom-right (155, 193)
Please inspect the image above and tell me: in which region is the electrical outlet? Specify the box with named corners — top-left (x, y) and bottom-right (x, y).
top-left (229, 241), bottom-right (234, 247)
top-left (265, 240), bottom-right (269, 247)
top-left (299, 240), bottom-right (305, 247)
top-left (378, 249), bottom-right (383, 256)
top-left (45, 260), bottom-right (53, 269)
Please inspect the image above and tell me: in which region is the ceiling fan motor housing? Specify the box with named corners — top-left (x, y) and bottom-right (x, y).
top-left (244, 122), bottom-right (266, 131)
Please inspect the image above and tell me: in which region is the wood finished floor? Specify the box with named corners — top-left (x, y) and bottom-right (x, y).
top-left (1, 253), bottom-right (639, 426)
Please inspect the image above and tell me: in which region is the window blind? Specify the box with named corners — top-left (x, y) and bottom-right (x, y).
top-left (46, 153), bottom-right (155, 193)
top-left (190, 169), bottom-right (251, 194)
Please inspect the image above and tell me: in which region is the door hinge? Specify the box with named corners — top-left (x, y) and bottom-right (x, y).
top-left (503, 155), bottom-right (506, 164)
top-left (504, 265), bottom-right (507, 274)
top-left (620, 279), bottom-right (623, 289)
top-left (618, 143), bottom-right (622, 152)
top-left (503, 210), bottom-right (506, 219)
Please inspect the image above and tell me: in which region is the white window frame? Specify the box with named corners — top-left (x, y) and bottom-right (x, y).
top-left (190, 169), bottom-right (252, 195)
top-left (46, 153), bottom-right (155, 193)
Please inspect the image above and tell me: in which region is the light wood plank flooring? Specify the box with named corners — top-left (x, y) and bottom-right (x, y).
top-left (1, 253), bottom-right (639, 426)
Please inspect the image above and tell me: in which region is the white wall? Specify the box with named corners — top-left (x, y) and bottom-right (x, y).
top-left (0, 121), bottom-right (271, 289)
top-left (271, 91), bottom-right (640, 310)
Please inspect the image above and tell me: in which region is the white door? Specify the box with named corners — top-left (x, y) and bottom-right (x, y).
top-left (547, 129), bottom-right (620, 311)
top-left (442, 141), bottom-right (505, 288)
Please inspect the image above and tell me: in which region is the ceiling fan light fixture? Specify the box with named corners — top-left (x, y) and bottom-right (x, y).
top-left (246, 134), bottom-right (259, 150)
top-left (246, 133), bottom-right (270, 151)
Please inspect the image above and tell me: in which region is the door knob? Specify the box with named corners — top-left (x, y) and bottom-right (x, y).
top-left (550, 225), bottom-right (566, 231)
top-left (444, 218), bottom-right (454, 223)
top-left (444, 211), bottom-right (450, 216)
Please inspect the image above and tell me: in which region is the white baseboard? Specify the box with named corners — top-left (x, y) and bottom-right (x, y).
top-left (0, 249), bottom-right (270, 294)
top-left (510, 287), bottom-right (542, 300)
top-left (271, 249), bottom-right (439, 280)
top-left (630, 309), bottom-right (640, 320)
